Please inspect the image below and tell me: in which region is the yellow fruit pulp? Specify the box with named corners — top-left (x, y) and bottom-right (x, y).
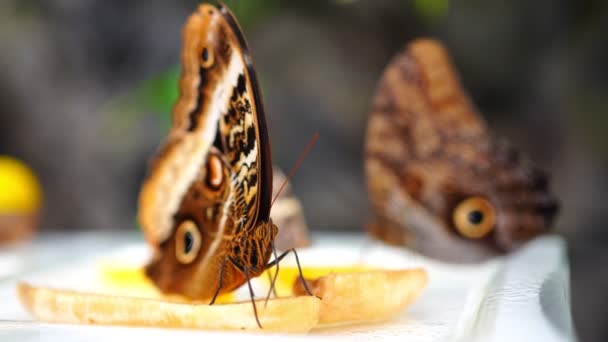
top-left (98, 262), bottom-right (370, 302)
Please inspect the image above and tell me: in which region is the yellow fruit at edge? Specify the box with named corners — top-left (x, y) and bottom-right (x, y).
top-left (98, 263), bottom-right (234, 304)
top-left (0, 156), bottom-right (42, 214)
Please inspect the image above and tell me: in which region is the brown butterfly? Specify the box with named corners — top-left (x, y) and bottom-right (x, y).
top-left (365, 39), bottom-right (559, 263)
top-left (137, 2), bottom-right (310, 327)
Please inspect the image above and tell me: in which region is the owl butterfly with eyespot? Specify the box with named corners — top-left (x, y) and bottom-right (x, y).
top-left (365, 39), bottom-right (559, 262)
top-left (137, 2), bottom-right (310, 325)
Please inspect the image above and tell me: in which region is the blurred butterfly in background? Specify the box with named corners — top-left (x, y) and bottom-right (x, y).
top-left (365, 39), bottom-right (559, 262)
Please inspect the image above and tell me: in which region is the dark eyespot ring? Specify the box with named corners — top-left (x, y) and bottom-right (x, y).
top-left (200, 47), bottom-right (214, 68)
top-left (175, 220), bottom-right (201, 264)
top-left (453, 197), bottom-right (496, 239)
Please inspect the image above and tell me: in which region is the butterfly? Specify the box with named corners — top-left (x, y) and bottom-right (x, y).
top-left (137, 2), bottom-right (311, 327)
top-left (365, 39), bottom-right (559, 263)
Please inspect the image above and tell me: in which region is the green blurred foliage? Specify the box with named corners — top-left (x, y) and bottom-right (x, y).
top-left (413, 0), bottom-right (449, 19)
top-left (138, 67), bottom-right (180, 129)
top-left (221, 0), bottom-right (281, 28)
top-left (103, 67), bottom-right (178, 136)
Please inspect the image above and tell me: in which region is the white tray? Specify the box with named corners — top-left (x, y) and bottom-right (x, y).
top-left (0, 232), bottom-right (576, 341)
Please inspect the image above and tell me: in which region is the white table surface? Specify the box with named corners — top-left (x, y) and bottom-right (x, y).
top-left (0, 231), bottom-right (577, 341)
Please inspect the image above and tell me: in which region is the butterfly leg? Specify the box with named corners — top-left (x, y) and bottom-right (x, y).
top-left (244, 266), bottom-right (263, 329)
top-left (209, 255), bottom-right (228, 305)
top-left (264, 240), bottom-right (279, 307)
top-left (264, 248), bottom-right (315, 297)
top-left (264, 267), bottom-right (278, 298)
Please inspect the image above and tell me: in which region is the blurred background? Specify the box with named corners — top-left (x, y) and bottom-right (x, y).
top-left (0, 0), bottom-right (606, 340)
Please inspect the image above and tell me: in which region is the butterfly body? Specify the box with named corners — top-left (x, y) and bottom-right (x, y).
top-left (139, 3), bottom-right (276, 300)
top-left (365, 39), bottom-right (559, 262)
top-left (228, 220), bottom-right (278, 274)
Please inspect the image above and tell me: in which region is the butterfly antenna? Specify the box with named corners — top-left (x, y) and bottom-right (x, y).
top-left (270, 132), bottom-right (319, 209)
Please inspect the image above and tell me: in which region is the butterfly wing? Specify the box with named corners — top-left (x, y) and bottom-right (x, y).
top-left (365, 39), bottom-right (558, 262)
top-left (138, 3), bottom-right (272, 298)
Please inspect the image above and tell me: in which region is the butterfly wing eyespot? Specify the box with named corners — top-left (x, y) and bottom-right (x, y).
top-left (452, 196), bottom-right (496, 239)
top-left (175, 220), bottom-right (202, 264)
top-left (200, 47), bottom-right (214, 69)
top-left (206, 153), bottom-right (224, 190)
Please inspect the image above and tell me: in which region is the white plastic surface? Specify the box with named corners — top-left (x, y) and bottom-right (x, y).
top-left (0, 232), bottom-right (576, 341)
